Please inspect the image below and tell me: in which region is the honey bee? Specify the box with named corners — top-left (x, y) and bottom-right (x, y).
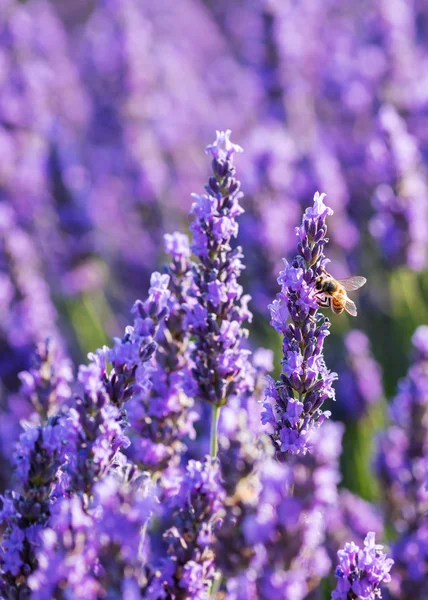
top-left (314, 269), bottom-right (367, 316)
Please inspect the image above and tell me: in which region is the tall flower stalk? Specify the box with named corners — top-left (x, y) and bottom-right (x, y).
top-left (0, 415), bottom-right (73, 596)
top-left (17, 339), bottom-right (73, 423)
top-left (186, 130), bottom-right (252, 456)
top-left (28, 466), bottom-right (156, 599)
top-left (67, 271), bottom-right (171, 495)
top-left (144, 459), bottom-right (225, 599)
top-left (375, 325), bottom-right (428, 599)
top-left (336, 330), bottom-right (384, 421)
top-left (126, 233), bottom-right (198, 473)
top-left (0, 271), bottom-right (171, 593)
top-left (262, 192), bottom-right (337, 456)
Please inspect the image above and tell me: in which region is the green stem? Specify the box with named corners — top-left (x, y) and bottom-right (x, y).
top-left (210, 404), bottom-right (221, 458)
top-left (210, 573), bottom-right (222, 598)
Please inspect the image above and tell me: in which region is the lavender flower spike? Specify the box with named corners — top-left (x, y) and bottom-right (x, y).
top-left (262, 192), bottom-right (337, 456)
top-left (332, 532), bottom-right (394, 600)
top-left (375, 325), bottom-right (428, 598)
top-left (186, 130), bottom-right (251, 410)
top-left (18, 339), bottom-right (73, 423)
top-left (144, 458), bottom-right (225, 599)
top-left (126, 233), bottom-right (197, 473)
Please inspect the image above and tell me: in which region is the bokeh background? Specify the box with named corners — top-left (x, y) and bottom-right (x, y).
top-left (0, 0), bottom-right (427, 577)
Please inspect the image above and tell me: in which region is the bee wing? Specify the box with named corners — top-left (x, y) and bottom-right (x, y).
top-left (344, 298), bottom-right (357, 317)
top-left (337, 276), bottom-right (367, 292)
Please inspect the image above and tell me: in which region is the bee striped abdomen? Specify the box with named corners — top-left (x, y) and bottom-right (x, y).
top-left (332, 296), bottom-right (345, 313)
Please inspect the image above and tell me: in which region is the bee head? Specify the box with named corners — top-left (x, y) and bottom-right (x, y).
top-left (315, 276), bottom-right (323, 291)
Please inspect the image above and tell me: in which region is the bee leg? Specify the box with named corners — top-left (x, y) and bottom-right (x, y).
top-left (315, 296), bottom-right (331, 309)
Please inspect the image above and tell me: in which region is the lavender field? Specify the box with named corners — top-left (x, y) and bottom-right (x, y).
top-left (0, 1), bottom-right (427, 598)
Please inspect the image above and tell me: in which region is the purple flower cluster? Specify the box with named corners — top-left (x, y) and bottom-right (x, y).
top-left (216, 357), bottom-right (272, 579)
top-left (145, 458), bottom-right (224, 599)
top-left (107, 270), bottom-right (171, 402)
top-left (375, 325), bottom-right (428, 599)
top-left (0, 128), bottom-right (400, 600)
top-left (336, 330), bottom-right (384, 420)
top-left (262, 192), bottom-right (337, 456)
top-left (17, 339), bottom-right (73, 423)
top-left (235, 457), bottom-right (330, 599)
top-left (0, 205), bottom-right (63, 384)
top-left (234, 420), bottom-right (343, 599)
top-left (127, 233), bottom-right (198, 472)
top-left (66, 270), bottom-right (172, 493)
top-left (28, 467), bottom-right (156, 599)
top-left (186, 131), bottom-right (252, 408)
top-left (369, 105), bottom-right (428, 270)
top-left (0, 415), bottom-right (72, 594)
top-left (0, 267), bottom-right (172, 593)
top-left (332, 532), bottom-right (394, 600)
top-left (327, 490), bottom-right (384, 562)
top-left (0, 339), bottom-right (72, 491)
top-left (66, 360), bottom-right (130, 495)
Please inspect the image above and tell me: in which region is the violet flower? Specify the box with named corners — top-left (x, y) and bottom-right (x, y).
top-left (262, 191), bottom-right (337, 456)
top-left (236, 457), bottom-right (330, 599)
top-left (106, 270), bottom-right (171, 407)
top-left (65, 360), bottom-right (131, 496)
top-left (332, 532), bottom-right (393, 600)
top-left (369, 105), bottom-right (428, 271)
top-left (0, 270), bottom-right (171, 592)
top-left (0, 338), bottom-right (72, 492)
top-left (60, 270), bottom-right (170, 488)
top-left (0, 415), bottom-right (73, 596)
top-left (375, 325), bottom-right (428, 599)
top-left (127, 233), bottom-right (198, 473)
top-left (326, 490), bottom-right (384, 567)
top-left (216, 351), bottom-right (273, 580)
top-left (186, 130), bottom-right (252, 410)
top-left (224, 422), bottom-right (340, 599)
top-left (336, 330), bottom-right (384, 421)
top-left (237, 421), bottom-right (342, 599)
top-left (0, 205), bottom-right (63, 386)
top-left (28, 466), bottom-right (156, 599)
top-left (17, 339), bottom-right (73, 423)
top-left (144, 458), bottom-right (225, 599)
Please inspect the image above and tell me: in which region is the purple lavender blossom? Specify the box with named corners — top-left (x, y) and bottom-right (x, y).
top-left (101, 270), bottom-right (171, 408)
top-left (375, 325), bottom-right (428, 599)
top-left (186, 130), bottom-right (252, 408)
top-left (262, 191), bottom-right (337, 456)
top-left (0, 338), bottom-right (72, 492)
top-left (0, 206), bottom-right (66, 489)
top-left (17, 339), bottom-right (73, 423)
top-left (230, 420), bottom-right (342, 599)
top-left (332, 532), bottom-right (393, 600)
top-left (0, 268), bottom-right (172, 593)
top-left (326, 490), bottom-right (384, 563)
top-left (238, 457), bottom-right (331, 600)
top-left (369, 105), bottom-right (428, 271)
top-left (0, 415), bottom-right (72, 595)
top-left (0, 0), bottom-right (96, 307)
top-left (28, 467), bottom-right (156, 599)
top-left (216, 357), bottom-right (272, 580)
top-left (0, 205), bottom-right (63, 385)
top-left (127, 234), bottom-right (198, 472)
top-left (144, 458), bottom-right (224, 599)
top-left (336, 330), bottom-right (384, 421)
top-left (66, 360), bottom-right (131, 495)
